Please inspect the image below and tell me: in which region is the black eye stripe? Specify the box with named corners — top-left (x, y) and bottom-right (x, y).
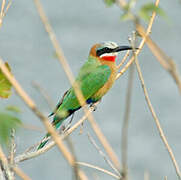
top-left (96, 47), bottom-right (113, 56)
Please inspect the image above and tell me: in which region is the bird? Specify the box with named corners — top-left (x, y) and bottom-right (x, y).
top-left (38, 41), bottom-right (133, 149)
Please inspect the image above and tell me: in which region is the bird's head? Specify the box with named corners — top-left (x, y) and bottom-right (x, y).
top-left (89, 41), bottom-right (133, 62)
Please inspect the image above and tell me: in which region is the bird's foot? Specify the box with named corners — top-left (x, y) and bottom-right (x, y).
top-left (90, 101), bottom-right (100, 111)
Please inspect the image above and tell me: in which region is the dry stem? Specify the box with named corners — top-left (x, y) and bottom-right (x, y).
top-left (12, 166), bottom-right (31, 180)
top-left (121, 65), bottom-right (134, 180)
top-left (87, 133), bottom-right (121, 178)
top-left (0, 0), bottom-right (11, 27)
top-left (0, 146), bottom-right (14, 180)
top-left (76, 162), bottom-right (120, 179)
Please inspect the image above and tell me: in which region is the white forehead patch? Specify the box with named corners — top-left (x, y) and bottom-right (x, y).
top-left (103, 41), bottom-right (118, 49)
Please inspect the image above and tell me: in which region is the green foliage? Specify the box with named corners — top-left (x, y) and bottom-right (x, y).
top-left (120, 12), bottom-right (133, 21)
top-left (0, 62), bottom-right (12, 99)
top-left (138, 3), bottom-right (166, 22)
top-left (104, 0), bottom-right (116, 6)
top-left (0, 111), bottom-right (21, 144)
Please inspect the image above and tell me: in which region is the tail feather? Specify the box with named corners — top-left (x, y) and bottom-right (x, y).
top-left (37, 108), bottom-right (80, 150)
top-left (37, 116), bottom-right (66, 150)
top-left (37, 139), bottom-right (49, 150)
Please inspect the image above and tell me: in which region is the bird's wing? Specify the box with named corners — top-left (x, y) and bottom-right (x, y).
top-left (55, 64), bottom-right (111, 112)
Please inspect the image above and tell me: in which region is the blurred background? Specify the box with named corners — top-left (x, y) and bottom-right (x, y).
top-left (1, 0), bottom-right (181, 179)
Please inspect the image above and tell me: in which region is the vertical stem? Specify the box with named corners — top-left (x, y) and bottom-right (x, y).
top-left (121, 64), bottom-right (134, 179)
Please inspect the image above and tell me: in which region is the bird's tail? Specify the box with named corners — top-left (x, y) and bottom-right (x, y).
top-left (37, 116), bottom-right (64, 150)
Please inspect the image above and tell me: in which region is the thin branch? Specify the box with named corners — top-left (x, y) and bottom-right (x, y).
top-left (117, 51), bottom-right (130, 69)
top-left (66, 137), bottom-right (80, 180)
top-left (0, 59), bottom-right (88, 180)
top-left (12, 166), bottom-right (31, 180)
top-left (87, 133), bottom-right (122, 178)
top-left (133, 46), bottom-right (181, 180)
top-left (0, 0), bottom-right (12, 27)
top-left (121, 65), bottom-right (134, 180)
top-left (33, 0), bottom-right (120, 170)
top-left (0, 146), bottom-right (14, 180)
top-left (9, 129), bottom-right (16, 166)
top-left (76, 162), bottom-right (120, 180)
top-left (32, 81), bottom-right (55, 109)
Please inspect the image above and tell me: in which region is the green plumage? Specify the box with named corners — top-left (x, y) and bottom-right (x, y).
top-left (38, 56), bottom-right (111, 149)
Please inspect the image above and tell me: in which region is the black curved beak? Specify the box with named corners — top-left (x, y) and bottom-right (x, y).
top-left (112, 46), bottom-right (138, 52)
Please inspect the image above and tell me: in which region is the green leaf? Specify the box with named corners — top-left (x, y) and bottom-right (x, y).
top-left (104, 0), bottom-right (116, 6)
top-left (138, 3), bottom-right (166, 22)
top-left (0, 112), bottom-right (21, 144)
top-left (0, 62), bottom-right (12, 99)
top-left (120, 12), bottom-right (133, 21)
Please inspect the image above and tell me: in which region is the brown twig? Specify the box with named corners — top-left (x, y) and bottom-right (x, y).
top-left (12, 166), bottom-right (31, 180)
top-left (0, 146), bottom-right (14, 180)
top-left (66, 137), bottom-right (80, 180)
top-left (121, 65), bottom-right (134, 180)
top-left (117, 51), bottom-right (130, 69)
top-left (33, 0), bottom-right (120, 171)
top-left (0, 0), bottom-right (12, 27)
top-left (9, 129), bottom-right (16, 166)
top-left (87, 133), bottom-right (122, 178)
top-left (32, 81), bottom-right (55, 109)
top-left (76, 162), bottom-right (120, 179)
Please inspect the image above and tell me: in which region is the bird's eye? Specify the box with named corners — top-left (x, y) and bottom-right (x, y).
top-left (96, 47), bottom-right (113, 56)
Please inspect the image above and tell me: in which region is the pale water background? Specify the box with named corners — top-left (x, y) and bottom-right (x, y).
top-left (1, 0), bottom-right (181, 179)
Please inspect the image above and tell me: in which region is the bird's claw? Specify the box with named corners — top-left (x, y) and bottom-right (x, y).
top-left (90, 103), bottom-right (97, 111)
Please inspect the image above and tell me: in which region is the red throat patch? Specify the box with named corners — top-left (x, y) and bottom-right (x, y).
top-left (101, 56), bottom-right (116, 62)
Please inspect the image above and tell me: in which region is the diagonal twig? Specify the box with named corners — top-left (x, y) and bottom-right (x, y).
top-left (76, 161), bottom-right (121, 179)
top-left (87, 133), bottom-right (122, 178)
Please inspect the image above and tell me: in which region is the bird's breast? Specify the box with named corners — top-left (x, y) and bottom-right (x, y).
top-left (92, 60), bottom-right (117, 99)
